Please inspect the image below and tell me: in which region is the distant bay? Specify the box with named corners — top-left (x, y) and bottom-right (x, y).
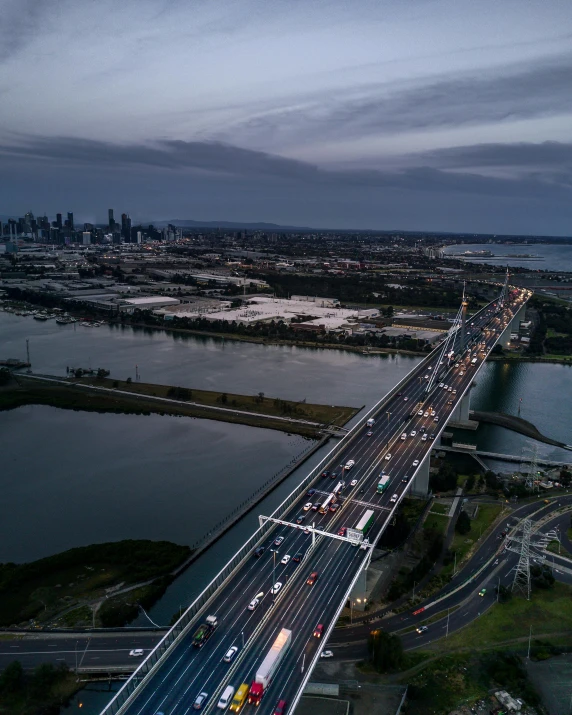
top-left (444, 242), bottom-right (572, 272)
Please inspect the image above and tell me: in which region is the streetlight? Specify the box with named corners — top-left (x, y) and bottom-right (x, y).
top-left (241, 631), bottom-right (245, 649)
top-left (386, 411), bottom-right (391, 423)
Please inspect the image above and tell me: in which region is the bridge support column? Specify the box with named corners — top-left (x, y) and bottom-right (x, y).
top-left (349, 564), bottom-right (368, 610)
top-left (411, 452), bottom-right (430, 496)
top-left (447, 390), bottom-right (477, 430)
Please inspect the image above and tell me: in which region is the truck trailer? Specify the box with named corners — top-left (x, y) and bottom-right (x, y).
top-left (248, 628), bottom-right (292, 706)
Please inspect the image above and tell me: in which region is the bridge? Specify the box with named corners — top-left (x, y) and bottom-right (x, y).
top-left (99, 277), bottom-right (530, 715)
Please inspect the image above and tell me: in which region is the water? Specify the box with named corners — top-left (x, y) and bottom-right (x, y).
top-left (444, 242), bottom-right (572, 272)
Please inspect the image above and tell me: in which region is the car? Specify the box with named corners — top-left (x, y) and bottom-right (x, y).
top-left (129, 649), bottom-right (144, 657)
top-left (366, 430), bottom-right (373, 437)
top-left (306, 571), bottom-right (319, 585)
top-left (412, 460), bottom-right (419, 467)
top-left (424, 374), bottom-right (429, 380)
top-left (293, 551), bottom-right (305, 562)
top-left (401, 476), bottom-right (409, 483)
top-left (479, 588), bottom-right (487, 597)
top-left (401, 432), bottom-right (407, 440)
top-left (322, 471), bottom-right (330, 477)
top-left (331, 472), bottom-right (339, 479)
top-left (403, 396), bottom-right (409, 401)
top-left (423, 411), bottom-right (429, 417)
top-left (416, 626), bottom-right (428, 634)
top-left (338, 527), bottom-right (347, 536)
top-left (271, 582), bottom-right (282, 595)
top-left (430, 433), bottom-right (435, 440)
top-left (193, 692), bottom-right (209, 710)
top-left (417, 409), bottom-right (424, 416)
top-left (313, 623), bottom-right (324, 638)
top-left (447, 399), bottom-right (454, 405)
top-left (344, 459), bottom-right (355, 470)
top-left (350, 479), bottom-right (358, 486)
top-left (447, 387), bottom-right (452, 392)
top-left (433, 416), bottom-right (439, 422)
top-left (452, 389), bottom-right (457, 394)
top-left (281, 554), bottom-right (291, 565)
top-left (385, 453), bottom-right (392, 460)
top-left (421, 434), bottom-right (427, 441)
top-left (296, 514), bottom-right (305, 524)
top-left (312, 503), bottom-right (321, 511)
top-left (218, 686), bottom-right (236, 710)
top-left (330, 503), bottom-right (340, 512)
top-left (397, 392), bottom-right (402, 396)
top-left (428, 366), bottom-right (432, 370)
top-left (270, 536), bottom-right (284, 551)
top-left (390, 493), bottom-right (398, 503)
top-left (253, 546), bottom-right (265, 558)
top-left (438, 382), bottom-right (444, 388)
top-left (273, 700), bottom-right (287, 715)
top-left (320, 650), bottom-right (334, 658)
top-left (303, 528), bottom-right (311, 535)
top-left (307, 488), bottom-right (316, 496)
top-left (303, 502), bottom-right (313, 511)
top-left (248, 597), bottom-right (261, 611)
top-left (222, 646), bottom-right (239, 663)
top-left (410, 430), bottom-right (417, 437)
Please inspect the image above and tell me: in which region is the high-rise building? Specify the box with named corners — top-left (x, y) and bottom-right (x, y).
top-left (67, 212), bottom-right (74, 230)
top-left (108, 208), bottom-right (115, 230)
top-left (56, 213), bottom-right (62, 229)
top-left (121, 213), bottom-right (132, 241)
top-left (82, 232), bottom-right (91, 245)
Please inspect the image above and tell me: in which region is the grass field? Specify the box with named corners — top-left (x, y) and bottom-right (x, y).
top-left (429, 502), bottom-right (449, 515)
top-left (423, 512), bottom-right (449, 536)
top-left (427, 582), bottom-right (572, 653)
top-left (447, 504), bottom-right (502, 567)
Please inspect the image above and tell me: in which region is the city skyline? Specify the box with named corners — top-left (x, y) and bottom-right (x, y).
top-left (1, 0), bottom-right (572, 234)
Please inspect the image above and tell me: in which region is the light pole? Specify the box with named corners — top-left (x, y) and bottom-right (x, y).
top-left (75, 640), bottom-right (79, 673)
top-left (453, 551), bottom-right (457, 576)
top-left (301, 653), bottom-right (306, 674)
top-left (241, 631), bottom-right (245, 649)
top-left (527, 625), bottom-right (533, 659)
top-left (386, 411), bottom-right (391, 424)
top-left (446, 608), bottom-right (450, 638)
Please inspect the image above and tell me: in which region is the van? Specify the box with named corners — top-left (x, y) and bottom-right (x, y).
top-left (218, 685), bottom-right (236, 710)
top-left (230, 684), bottom-right (249, 712)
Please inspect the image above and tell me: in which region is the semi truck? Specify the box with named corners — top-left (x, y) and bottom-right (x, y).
top-left (248, 628), bottom-right (292, 706)
top-left (192, 614), bottom-right (218, 648)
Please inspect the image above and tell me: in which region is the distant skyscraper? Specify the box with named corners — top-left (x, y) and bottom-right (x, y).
top-left (108, 208), bottom-right (115, 229)
top-left (56, 213), bottom-right (62, 229)
top-left (121, 213), bottom-right (132, 241)
top-left (67, 212), bottom-right (74, 230)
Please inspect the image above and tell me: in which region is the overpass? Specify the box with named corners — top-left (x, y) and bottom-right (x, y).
top-left (99, 280), bottom-right (530, 715)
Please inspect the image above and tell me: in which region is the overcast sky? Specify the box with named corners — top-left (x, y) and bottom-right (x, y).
top-left (1, 0), bottom-right (572, 234)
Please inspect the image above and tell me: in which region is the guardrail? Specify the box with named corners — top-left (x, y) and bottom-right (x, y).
top-left (99, 290), bottom-right (524, 715)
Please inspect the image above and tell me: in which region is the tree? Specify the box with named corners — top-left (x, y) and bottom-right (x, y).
top-left (491, 344), bottom-right (504, 355)
top-left (219, 393), bottom-right (228, 404)
top-left (367, 629), bottom-right (404, 672)
top-left (496, 584), bottom-right (512, 603)
top-left (455, 510), bottom-right (471, 535)
top-left (0, 661), bottom-right (24, 695)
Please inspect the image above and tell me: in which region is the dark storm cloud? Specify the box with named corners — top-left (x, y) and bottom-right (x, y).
top-left (408, 141), bottom-right (572, 170)
top-left (1, 134), bottom-right (572, 203)
top-left (0, 0), bottom-right (47, 62)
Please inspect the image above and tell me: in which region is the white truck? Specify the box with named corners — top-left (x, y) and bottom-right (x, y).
top-left (248, 628), bottom-right (292, 705)
top-left (366, 418), bottom-right (375, 427)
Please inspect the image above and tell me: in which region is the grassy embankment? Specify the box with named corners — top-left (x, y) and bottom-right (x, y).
top-left (0, 374), bottom-right (359, 438)
top-left (0, 540), bottom-right (190, 629)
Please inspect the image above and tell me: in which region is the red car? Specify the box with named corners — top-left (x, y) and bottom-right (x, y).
top-left (338, 527), bottom-right (347, 536)
top-left (306, 571), bottom-right (319, 586)
top-left (273, 700), bottom-right (287, 715)
top-left (313, 623), bottom-right (324, 638)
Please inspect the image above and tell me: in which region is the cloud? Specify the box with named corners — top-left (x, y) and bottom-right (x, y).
top-left (218, 53), bottom-right (572, 149)
top-left (1, 134), bottom-right (571, 204)
top-left (0, 0), bottom-right (50, 62)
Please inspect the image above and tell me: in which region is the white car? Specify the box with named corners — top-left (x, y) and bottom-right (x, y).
top-left (421, 434), bottom-right (427, 441)
top-left (412, 460), bottom-right (420, 467)
top-left (281, 554), bottom-right (291, 565)
top-left (129, 649), bottom-right (144, 657)
top-left (270, 581), bottom-right (282, 595)
top-left (222, 646), bottom-right (239, 663)
top-left (390, 493), bottom-right (398, 503)
top-left (385, 453), bottom-right (392, 460)
top-left (403, 396), bottom-right (409, 401)
top-left (248, 597), bottom-right (260, 611)
top-left (401, 432), bottom-right (407, 440)
top-left (350, 479), bottom-right (358, 487)
top-left (438, 382), bottom-right (444, 388)
top-left (452, 389), bottom-right (457, 394)
top-left (410, 430), bottom-right (417, 437)
top-left (303, 502), bottom-right (313, 511)
top-left (447, 387), bottom-right (452, 392)
top-left (320, 650), bottom-right (334, 658)
top-left (423, 411), bottom-right (429, 418)
top-left (417, 409), bottom-right (423, 416)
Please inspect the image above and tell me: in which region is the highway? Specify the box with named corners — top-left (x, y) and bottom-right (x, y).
top-left (101, 288), bottom-right (529, 715)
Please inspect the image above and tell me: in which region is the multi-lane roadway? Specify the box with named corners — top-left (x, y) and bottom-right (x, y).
top-left (105, 289), bottom-right (528, 715)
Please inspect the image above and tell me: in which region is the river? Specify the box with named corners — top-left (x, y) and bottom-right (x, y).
top-left (1, 312), bottom-right (571, 624)
top-left (443, 242), bottom-right (572, 272)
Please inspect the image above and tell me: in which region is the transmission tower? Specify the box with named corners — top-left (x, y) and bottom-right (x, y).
top-left (511, 518), bottom-right (532, 600)
top-left (520, 441), bottom-right (540, 490)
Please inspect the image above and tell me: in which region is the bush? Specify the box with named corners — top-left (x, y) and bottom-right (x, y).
top-left (368, 630), bottom-right (404, 672)
top-left (455, 510), bottom-right (471, 535)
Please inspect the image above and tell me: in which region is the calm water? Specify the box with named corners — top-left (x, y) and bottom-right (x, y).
top-left (444, 242), bottom-right (572, 272)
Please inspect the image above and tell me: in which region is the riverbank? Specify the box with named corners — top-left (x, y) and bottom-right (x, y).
top-left (489, 354), bottom-right (572, 365)
top-left (0, 540), bottom-right (191, 629)
top-left (1, 373), bottom-right (358, 438)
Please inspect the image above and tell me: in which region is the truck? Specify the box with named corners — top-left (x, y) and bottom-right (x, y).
top-left (248, 628), bottom-right (292, 706)
top-left (229, 683), bottom-right (250, 713)
top-left (377, 475), bottom-right (391, 493)
top-left (192, 614), bottom-right (218, 648)
top-left (366, 418), bottom-right (375, 427)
